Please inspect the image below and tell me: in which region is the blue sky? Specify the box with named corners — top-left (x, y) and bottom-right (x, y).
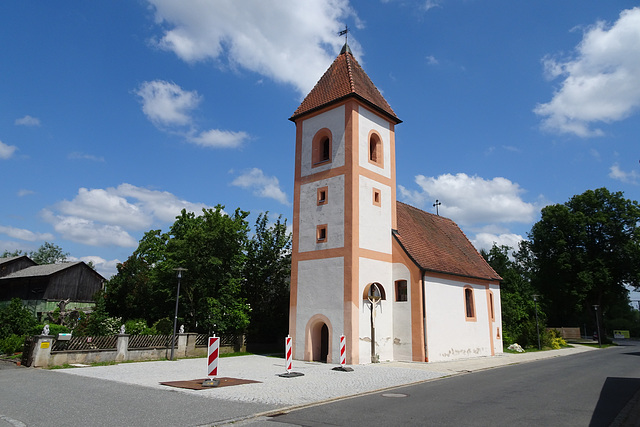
top-left (1, 0), bottom-right (639, 302)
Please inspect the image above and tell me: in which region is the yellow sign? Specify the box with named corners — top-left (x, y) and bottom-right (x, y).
top-left (40, 342), bottom-right (50, 349)
top-left (613, 330), bottom-right (630, 339)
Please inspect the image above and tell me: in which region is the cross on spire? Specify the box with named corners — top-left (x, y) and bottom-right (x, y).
top-left (338, 25), bottom-right (349, 44)
top-left (433, 199), bottom-right (442, 216)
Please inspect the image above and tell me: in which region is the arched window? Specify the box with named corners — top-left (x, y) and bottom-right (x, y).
top-left (464, 286), bottom-right (476, 321)
top-left (395, 280), bottom-right (407, 302)
top-left (312, 129), bottom-right (332, 166)
top-left (368, 132), bottom-right (383, 167)
top-left (489, 291), bottom-right (495, 321)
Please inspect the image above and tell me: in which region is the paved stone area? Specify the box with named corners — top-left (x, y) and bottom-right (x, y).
top-left (54, 345), bottom-right (595, 408)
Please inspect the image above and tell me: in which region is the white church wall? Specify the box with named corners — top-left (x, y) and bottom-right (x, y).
top-left (295, 257), bottom-right (345, 360)
top-left (490, 284), bottom-right (503, 355)
top-left (300, 106), bottom-right (345, 177)
top-left (358, 107), bottom-right (391, 179)
top-left (358, 258), bottom-right (394, 363)
top-left (424, 276), bottom-right (493, 362)
top-left (298, 176), bottom-right (345, 253)
top-left (392, 263), bottom-right (413, 361)
top-left (358, 176), bottom-right (392, 254)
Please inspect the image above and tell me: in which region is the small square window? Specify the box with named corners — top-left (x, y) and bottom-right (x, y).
top-left (317, 187), bottom-right (328, 205)
top-left (373, 188), bottom-right (381, 207)
top-left (316, 225), bottom-right (327, 243)
top-left (395, 280), bottom-right (407, 302)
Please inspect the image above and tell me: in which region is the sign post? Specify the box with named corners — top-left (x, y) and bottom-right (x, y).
top-left (202, 335), bottom-right (220, 387)
top-left (332, 334), bottom-right (353, 372)
top-left (278, 335), bottom-right (304, 378)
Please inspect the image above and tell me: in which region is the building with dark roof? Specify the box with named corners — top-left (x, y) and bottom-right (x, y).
top-left (0, 256), bottom-right (104, 319)
top-left (289, 44), bottom-right (502, 364)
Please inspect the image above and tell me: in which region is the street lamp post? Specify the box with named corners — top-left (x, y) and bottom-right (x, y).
top-left (532, 295), bottom-right (541, 350)
top-left (593, 305), bottom-right (601, 348)
top-left (170, 267), bottom-right (187, 360)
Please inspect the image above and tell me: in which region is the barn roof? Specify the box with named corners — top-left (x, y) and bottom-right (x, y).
top-left (0, 262), bottom-right (100, 279)
top-left (394, 202), bottom-right (501, 282)
top-left (290, 44), bottom-right (401, 123)
top-left (0, 255), bottom-right (35, 265)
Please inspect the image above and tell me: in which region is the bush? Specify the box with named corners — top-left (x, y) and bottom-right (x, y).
top-left (152, 318), bottom-right (173, 335)
top-left (0, 298), bottom-right (37, 339)
top-left (548, 329), bottom-right (567, 349)
top-left (0, 334), bottom-right (25, 355)
top-left (124, 319), bottom-right (158, 335)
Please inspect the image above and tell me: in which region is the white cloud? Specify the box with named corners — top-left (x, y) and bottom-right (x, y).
top-left (15, 115), bottom-right (41, 127)
top-left (135, 80), bottom-right (249, 149)
top-left (0, 225), bottom-right (54, 242)
top-left (426, 55), bottom-right (439, 65)
top-left (56, 187), bottom-right (152, 230)
top-left (68, 152), bottom-right (105, 162)
top-left (472, 232), bottom-right (524, 254)
top-left (423, 1), bottom-right (441, 12)
top-left (69, 255), bottom-right (120, 280)
top-left (17, 189), bottom-right (35, 197)
top-left (535, 7), bottom-right (640, 137)
top-left (231, 168), bottom-right (290, 206)
top-left (115, 183), bottom-right (211, 223)
top-left (136, 80), bottom-right (200, 127)
top-left (398, 173), bottom-right (536, 226)
top-left (0, 140), bottom-right (18, 159)
top-left (188, 129), bottom-right (249, 148)
top-left (42, 210), bottom-right (138, 248)
top-left (147, 0), bottom-right (358, 95)
top-left (44, 183), bottom-right (214, 247)
top-left (609, 163), bottom-right (640, 185)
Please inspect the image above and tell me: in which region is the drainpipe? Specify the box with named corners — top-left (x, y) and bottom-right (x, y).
top-left (421, 272), bottom-right (428, 362)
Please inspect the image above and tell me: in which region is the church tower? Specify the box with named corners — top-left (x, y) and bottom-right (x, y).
top-left (289, 44), bottom-right (401, 364)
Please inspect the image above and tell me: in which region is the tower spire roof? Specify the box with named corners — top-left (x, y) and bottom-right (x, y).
top-left (290, 44), bottom-right (401, 123)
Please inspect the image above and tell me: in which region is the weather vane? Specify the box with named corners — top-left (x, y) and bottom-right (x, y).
top-left (433, 199), bottom-right (442, 216)
top-left (338, 25), bottom-right (349, 44)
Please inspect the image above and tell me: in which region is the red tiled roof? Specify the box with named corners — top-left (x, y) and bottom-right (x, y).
top-left (290, 44), bottom-right (401, 123)
top-left (395, 202), bottom-right (501, 282)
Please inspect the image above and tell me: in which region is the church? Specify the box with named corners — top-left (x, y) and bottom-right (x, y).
top-left (288, 44), bottom-right (502, 364)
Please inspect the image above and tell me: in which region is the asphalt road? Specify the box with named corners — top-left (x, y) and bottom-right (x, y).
top-left (252, 341), bottom-right (640, 427)
top-left (0, 361), bottom-right (277, 427)
top-left (1, 342), bottom-right (638, 427)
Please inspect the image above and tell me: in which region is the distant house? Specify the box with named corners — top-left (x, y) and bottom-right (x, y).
top-left (0, 256), bottom-right (105, 319)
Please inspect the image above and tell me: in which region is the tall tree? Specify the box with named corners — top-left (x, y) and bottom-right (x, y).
top-left (30, 242), bottom-right (69, 264)
top-left (1, 242), bottom-right (69, 264)
top-left (104, 230), bottom-right (168, 322)
top-left (105, 206), bottom-right (251, 334)
top-left (528, 188), bottom-right (640, 328)
top-left (243, 213), bottom-right (291, 344)
top-left (482, 243), bottom-right (543, 346)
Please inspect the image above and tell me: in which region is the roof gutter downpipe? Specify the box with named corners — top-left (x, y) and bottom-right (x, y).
top-left (421, 269), bottom-right (428, 362)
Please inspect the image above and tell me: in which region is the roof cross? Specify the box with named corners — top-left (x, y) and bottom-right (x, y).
top-left (433, 199), bottom-right (442, 216)
top-left (338, 25), bottom-right (349, 44)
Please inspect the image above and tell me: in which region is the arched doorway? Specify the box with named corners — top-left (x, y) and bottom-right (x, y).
top-left (305, 314), bottom-right (332, 363)
top-left (320, 324), bottom-right (329, 362)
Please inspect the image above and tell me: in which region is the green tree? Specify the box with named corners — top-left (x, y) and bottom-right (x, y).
top-left (243, 213), bottom-right (291, 344)
top-left (105, 230), bottom-right (168, 322)
top-left (482, 243), bottom-right (544, 347)
top-left (528, 188), bottom-right (640, 330)
top-left (30, 242), bottom-right (69, 264)
top-left (105, 206), bottom-right (251, 334)
top-left (1, 249), bottom-right (24, 258)
top-left (0, 298), bottom-right (37, 339)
